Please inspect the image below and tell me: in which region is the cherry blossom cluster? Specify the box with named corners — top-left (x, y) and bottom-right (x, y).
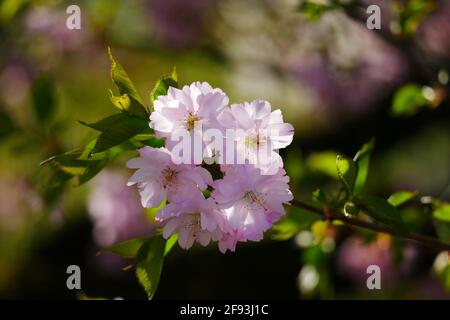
top-left (127, 82), bottom-right (294, 253)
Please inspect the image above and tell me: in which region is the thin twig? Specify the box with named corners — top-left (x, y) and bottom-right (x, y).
top-left (291, 199), bottom-right (450, 252)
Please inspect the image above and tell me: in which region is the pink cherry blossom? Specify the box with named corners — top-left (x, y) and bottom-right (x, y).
top-left (157, 196), bottom-right (225, 250)
top-left (127, 147), bottom-right (212, 208)
top-left (218, 100), bottom-right (294, 173)
top-left (212, 164), bottom-right (293, 244)
top-left (150, 81), bottom-right (229, 160)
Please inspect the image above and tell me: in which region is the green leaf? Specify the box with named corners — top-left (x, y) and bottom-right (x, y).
top-left (108, 90), bottom-right (131, 112)
top-left (150, 73), bottom-right (178, 106)
top-left (271, 207), bottom-right (321, 240)
top-left (40, 150), bottom-right (85, 167)
top-left (306, 151), bottom-right (338, 178)
top-left (387, 191), bottom-right (417, 207)
top-left (336, 155), bottom-right (358, 196)
top-left (171, 66), bottom-right (178, 82)
top-left (92, 115), bottom-right (149, 153)
top-left (298, 0), bottom-right (337, 21)
top-left (391, 84), bottom-right (430, 117)
top-left (358, 195), bottom-right (403, 226)
top-left (40, 137), bottom-right (139, 186)
top-left (133, 133), bottom-right (164, 148)
top-left (353, 139), bottom-right (375, 194)
top-left (433, 203), bottom-right (450, 223)
top-left (106, 237), bottom-right (147, 259)
top-left (164, 234), bottom-right (178, 255)
top-left (399, 0), bottom-right (435, 36)
top-left (79, 113), bottom-right (126, 132)
top-left (311, 220), bottom-right (329, 242)
top-left (106, 234), bottom-right (177, 260)
top-left (108, 47), bottom-right (148, 118)
top-left (77, 157), bottom-right (109, 185)
top-left (145, 200), bottom-right (166, 221)
top-left (312, 189), bottom-right (327, 205)
top-left (135, 237), bottom-right (166, 299)
top-left (31, 76), bottom-right (55, 122)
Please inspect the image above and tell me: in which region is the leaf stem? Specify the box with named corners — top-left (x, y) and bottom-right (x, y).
top-left (291, 199), bottom-right (450, 252)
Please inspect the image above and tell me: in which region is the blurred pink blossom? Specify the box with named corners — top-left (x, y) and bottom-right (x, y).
top-left (88, 170), bottom-right (151, 247)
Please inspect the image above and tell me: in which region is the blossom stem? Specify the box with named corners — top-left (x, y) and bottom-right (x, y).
top-left (290, 199), bottom-right (450, 252)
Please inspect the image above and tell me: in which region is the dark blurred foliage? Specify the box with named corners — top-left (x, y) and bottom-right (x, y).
top-left (0, 0), bottom-right (449, 299)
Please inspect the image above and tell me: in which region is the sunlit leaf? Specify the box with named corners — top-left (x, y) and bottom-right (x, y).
top-left (353, 139), bottom-right (375, 194)
top-left (311, 220), bottom-right (329, 242)
top-left (391, 84), bottom-right (430, 117)
top-left (398, 0), bottom-right (434, 36)
top-left (298, 0), bottom-right (337, 21)
top-left (433, 203), bottom-right (450, 223)
top-left (109, 90), bottom-right (131, 112)
top-left (164, 234), bottom-right (178, 256)
top-left (306, 151), bottom-right (338, 178)
top-left (271, 207), bottom-right (321, 240)
top-left (387, 191), bottom-right (417, 207)
top-left (108, 47), bottom-right (148, 118)
top-left (336, 155), bottom-right (358, 196)
top-left (106, 238), bottom-right (147, 259)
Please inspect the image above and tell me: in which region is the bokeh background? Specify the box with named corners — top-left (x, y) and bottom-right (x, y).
top-left (0, 0), bottom-right (449, 299)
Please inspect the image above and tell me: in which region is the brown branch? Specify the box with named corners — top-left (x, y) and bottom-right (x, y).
top-left (291, 199), bottom-right (450, 252)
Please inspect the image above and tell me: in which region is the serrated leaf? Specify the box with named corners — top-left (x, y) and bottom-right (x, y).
top-left (108, 47), bottom-right (148, 118)
top-left (31, 75), bottom-right (55, 122)
top-left (358, 195), bottom-right (403, 227)
top-left (135, 237), bottom-right (166, 300)
top-left (353, 139), bottom-right (375, 194)
top-left (387, 191), bottom-right (417, 207)
top-left (336, 155), bottom-right (358, 196)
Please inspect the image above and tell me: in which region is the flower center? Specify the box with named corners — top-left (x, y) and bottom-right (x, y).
top-left (243, 191), bottom-right (266, 210)
top-left (185, 112), bottom-right (202, 132)
top-left (161, 167), bottom-right (178, 189)
top-left (184, 213), bottom-right (202, 238)
top-left (245, 132), bottom-right (265, 149)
